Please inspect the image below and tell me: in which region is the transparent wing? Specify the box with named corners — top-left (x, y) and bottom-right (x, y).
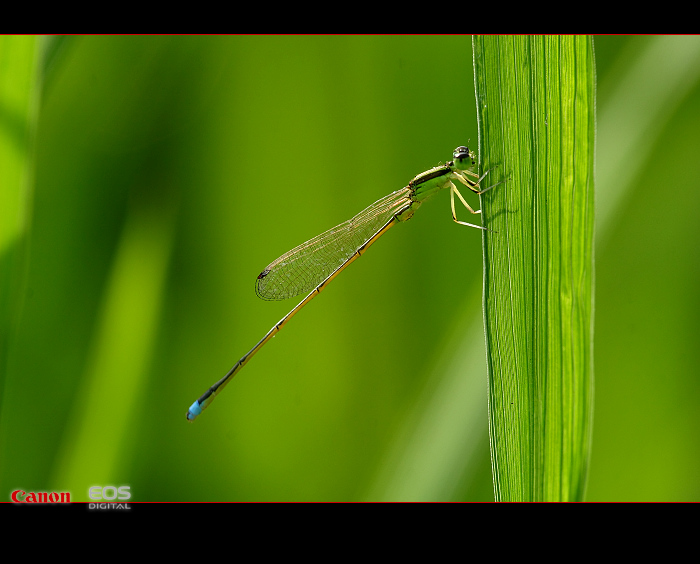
top-left (256, 187), bottom-right (412, 301)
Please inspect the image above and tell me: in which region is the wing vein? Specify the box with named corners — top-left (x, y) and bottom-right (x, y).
top-left (256, 186), bottom-right (412, 300)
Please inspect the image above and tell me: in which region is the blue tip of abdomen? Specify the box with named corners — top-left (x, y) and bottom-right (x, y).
top-left (186, 400), bottom-right (203, 421)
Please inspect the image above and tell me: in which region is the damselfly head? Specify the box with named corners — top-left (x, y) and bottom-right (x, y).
top-left (452, 146), bottom-right (476, 171)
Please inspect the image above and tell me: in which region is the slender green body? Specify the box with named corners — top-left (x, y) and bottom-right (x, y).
top-left (187, 146), bottom-right (495, 421)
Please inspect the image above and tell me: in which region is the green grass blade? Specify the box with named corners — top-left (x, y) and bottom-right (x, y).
top-left (51, 191), bottom-right (177, 495)
top-left (473, 35), bottom-right (596, 501)
top-left (0, 36), bottom-right (40, 402)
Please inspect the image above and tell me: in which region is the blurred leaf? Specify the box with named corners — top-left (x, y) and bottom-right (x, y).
top-left (596, 35), bottom-right (700, 244)
top-left (0, 35), bottom-right (40, 410)
top-left (588, 36), bottom-right (700, 501)
top-left (51, 186), bottom-right (177, 496)
top-left (473, 35), bottom-right (595, 501)
top-left (365, 287), bottom-right (489, 501)
top-left (39, 35), bottom-right (75, 97)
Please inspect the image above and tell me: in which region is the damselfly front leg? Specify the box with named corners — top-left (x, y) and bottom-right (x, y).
top-left (449, 166), bottom-right (504, 231)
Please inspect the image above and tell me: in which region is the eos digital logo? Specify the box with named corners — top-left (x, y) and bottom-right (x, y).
top-left (88, 486), bottom-right (131, 510)
top-left (89, 486), bottom-right (131, 501)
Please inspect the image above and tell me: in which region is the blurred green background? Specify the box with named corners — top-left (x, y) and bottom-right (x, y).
top-left (1, 35), bottom-right (699, 501)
